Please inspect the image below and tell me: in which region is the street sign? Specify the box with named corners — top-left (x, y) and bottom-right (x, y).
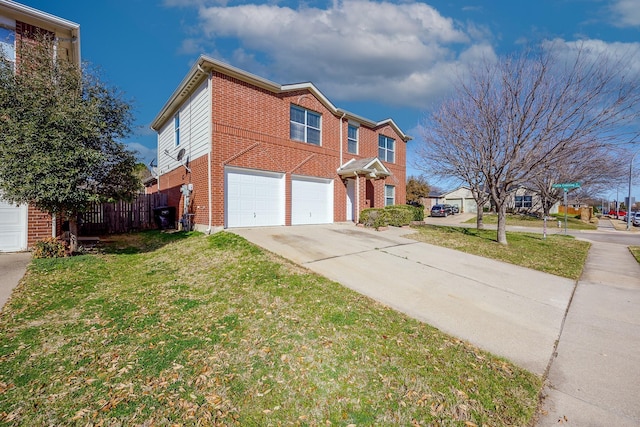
top-left (552, 182), bottom-right (581, 189)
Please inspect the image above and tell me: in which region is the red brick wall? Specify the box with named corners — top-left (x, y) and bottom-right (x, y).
top-left (155, 69), bottom-right (407, 228)
top-left (27, 206), bottom-right (53, 247)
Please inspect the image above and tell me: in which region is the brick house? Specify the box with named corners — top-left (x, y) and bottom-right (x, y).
top-left (0, 0), bottom-right (80, 252)
top-left (151, 55), bottom-right (410, 231)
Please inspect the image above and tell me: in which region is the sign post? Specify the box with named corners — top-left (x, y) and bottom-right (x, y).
top-left (552, 183), bottom-right (581, 234)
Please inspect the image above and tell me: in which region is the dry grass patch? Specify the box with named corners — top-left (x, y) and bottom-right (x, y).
top-left (0, 231), bottom-right (541, 426)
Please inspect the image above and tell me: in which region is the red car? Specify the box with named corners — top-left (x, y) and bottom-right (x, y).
top-left (608, 210), bottom-right (626, 218)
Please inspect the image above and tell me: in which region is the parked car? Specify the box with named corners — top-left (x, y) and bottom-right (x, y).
top-left (608, 210), bottom-right (626, 219)
top-left (450, 205), bottom-right (459, 214)
top-left (633, 212), bottom-right (640, 227)
top-left (622, 211), bottom-right (635, 222)
top-left (431, 204), bottom-right (453, 217)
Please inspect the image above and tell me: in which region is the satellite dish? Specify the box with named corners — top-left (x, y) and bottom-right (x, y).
top-left (176, 148), bottom-right (186, 161)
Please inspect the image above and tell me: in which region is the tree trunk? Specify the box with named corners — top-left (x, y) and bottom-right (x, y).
top-left (476, 202), bottom-right (485, 230)
top-left (68, 217), bottom-right (79, 253)
top-left (496, 204), bottom-right (508, 245)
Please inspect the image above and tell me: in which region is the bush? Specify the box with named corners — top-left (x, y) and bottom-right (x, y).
top-left (383, 205), bottom-right (415, 226)
top-left (359, 205), bottom-right (422, 228)
top-left (359, 208), bottom-right (386, 228)
top-left (32, 237), bottom-right (68, 259)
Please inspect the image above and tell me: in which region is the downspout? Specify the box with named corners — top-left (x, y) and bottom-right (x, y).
top-left (206, 69), bottom-right (213, 234)
top-left (339, 112), bottom-right (346, 167)
top-left (355, 172), bottom-right (360, 222)
top-left (52, 214), bottom-right (56, 238)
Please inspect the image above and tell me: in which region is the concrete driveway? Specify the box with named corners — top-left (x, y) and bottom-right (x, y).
top-left (232, 223), bottom-right (575, 376)
top-left (0, 252), bottom-right (31, 312)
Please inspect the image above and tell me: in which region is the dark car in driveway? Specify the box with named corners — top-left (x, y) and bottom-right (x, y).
top-left (431, 204), bottom-right (453, 217)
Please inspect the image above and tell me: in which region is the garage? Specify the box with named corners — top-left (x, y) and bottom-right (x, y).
top-left (291, 175), bottom-right (334, 225)
top-left (225, 167), bottom-right (285, 228)
top-left (0, 198), bottom-right (27, 252)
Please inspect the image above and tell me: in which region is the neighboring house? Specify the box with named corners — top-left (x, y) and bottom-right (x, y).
top-left (424, 186), bottom-right (482, 213)
top-left (150, 55), bottom-right (410, 231)
top-left (506, 187), bottom-right (560, 215)
top-left (0, 0), bottom-right (80, 252)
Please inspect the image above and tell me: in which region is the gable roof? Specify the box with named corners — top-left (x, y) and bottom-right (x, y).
top-left (150, 55), bottom-right (411, 142)
top-left (337, 157), bottom-right (391, 179)
top-left (0, 0), bottom-right (81, 64)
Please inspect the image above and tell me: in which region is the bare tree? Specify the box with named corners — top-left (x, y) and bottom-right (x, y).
top-left (416, 43), bottom-right (640, 244)
top-left (526, 144), bottom-right (626, 216)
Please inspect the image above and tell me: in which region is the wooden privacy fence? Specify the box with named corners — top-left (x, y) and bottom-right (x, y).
top-left (79, 193), bottom-right (168, 236)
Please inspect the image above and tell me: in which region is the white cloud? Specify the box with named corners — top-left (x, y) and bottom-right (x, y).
top-left (610, 0), bottom-right (640, 28)
top-left (182, 0), bottom-right (492, 108)
top-left (543, 38), bottom-right (640, 74)
top-left (127, 142), bottom-right (157, 164)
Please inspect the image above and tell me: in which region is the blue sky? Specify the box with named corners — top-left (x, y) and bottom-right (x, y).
top-left (17, 0), bottom-right (640, 189)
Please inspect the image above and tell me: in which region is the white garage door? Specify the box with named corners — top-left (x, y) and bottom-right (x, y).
top-left (0, 198), bottom-right (27, 252)
top-left (225, 167), bottom-right (285, 228)
top-left (291, 175), bottom-right (334, 225)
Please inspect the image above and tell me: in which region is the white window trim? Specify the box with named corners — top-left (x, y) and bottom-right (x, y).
top-left (290, 105), bottom-right (321, 146)
top-left (378, 135), bottom-right (395, 163)
top-left (174, 113), bottom-right (180, 147)
top-left (347, 123), bottom-right (358, 154)
top-left (385, 185), bottom-right (395, 206)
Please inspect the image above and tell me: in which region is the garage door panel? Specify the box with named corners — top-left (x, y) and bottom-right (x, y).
top-left (225, 168), bottom-right (285, 228)
top-left (0, 198), bottom-right (27, 252)
top-left (292, 176), bottom-right (333, 225)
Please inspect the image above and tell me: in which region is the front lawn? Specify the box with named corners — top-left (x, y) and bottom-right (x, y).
top-left (467, 213), bottom-right (598, 230)
top-left (408, 225), bottom-right (590, 279)
top-left (0, 231), bottom-right (541, 426)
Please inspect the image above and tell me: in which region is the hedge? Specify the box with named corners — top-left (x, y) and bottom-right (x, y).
top-left (358, 204), bottom-right (423, 228)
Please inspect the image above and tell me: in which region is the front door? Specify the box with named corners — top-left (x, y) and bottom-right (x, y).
top-left (346, 179), bottom-right (355, 221)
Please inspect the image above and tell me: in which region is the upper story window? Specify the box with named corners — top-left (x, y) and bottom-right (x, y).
top-left (347, 124), bottom-right (358, 154)
top-left (378, 135), bottom-right (395, 163)
top-left (174, 113), bottom-right (180, 146)
top-left (0, 26), bottom-right (16, 71)
top-left (385, 185), bottom-right (395, 206)
top-left (290, 105), bottom-right (321, 146)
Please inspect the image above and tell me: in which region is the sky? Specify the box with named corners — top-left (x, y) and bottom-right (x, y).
top-left (15, 0), bottom-right (640, 196)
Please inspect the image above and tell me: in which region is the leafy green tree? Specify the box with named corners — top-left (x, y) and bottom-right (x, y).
top-left (406, 176), bottom-right (430, 205)
top-left (0, 34), bottom-right (139, 250)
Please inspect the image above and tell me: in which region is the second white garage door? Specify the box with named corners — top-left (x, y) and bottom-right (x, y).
top-left (291, 176), bottom-right (334, 225)
top-left (225, 167), bottom-right (285, 228)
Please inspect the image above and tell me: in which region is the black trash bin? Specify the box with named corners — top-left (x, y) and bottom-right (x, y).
top-left (153, 206), bottom-right (176, 230)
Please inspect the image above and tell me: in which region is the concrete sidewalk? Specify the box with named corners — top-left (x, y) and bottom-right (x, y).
top-left (536, 237), bottom-right (640, 426)
top-left (233, 223), bottom-right (574, 376)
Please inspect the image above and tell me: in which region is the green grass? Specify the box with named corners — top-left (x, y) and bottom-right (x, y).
top-left (467, 213), bottom-right (598, 230)
top-left (629, 246), bottom-right (640, 263)
top-left (408, 225), bottom-right (590, 279)
top-left (0, 231), bottom-right (541, 426)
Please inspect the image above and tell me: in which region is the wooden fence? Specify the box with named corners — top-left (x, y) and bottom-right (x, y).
top-left (79, 193), bottom-right (168, 236)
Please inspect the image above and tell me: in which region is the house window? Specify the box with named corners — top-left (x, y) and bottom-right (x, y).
top-left (347, 124), bottom-right (358, 154)
top-left (515, 195), bottom-right (532, 208)
top-left (290, 105), bottom-right (321, 145)
top-left (378, 135), bottom-right (395, 163)
top-left (385, 185), bottom-right (395, 206)
top-left (0, 26), bottom-right (15, 71)
top-left (174, 113), bottom-right (180, 146)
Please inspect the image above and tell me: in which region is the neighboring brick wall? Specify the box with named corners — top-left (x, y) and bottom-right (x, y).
top-left (155, 67), bottom-right (407, 228)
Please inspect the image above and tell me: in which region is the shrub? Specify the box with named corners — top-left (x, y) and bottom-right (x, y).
top-left (359, 208), bottom-right (386, 228)
top-left (383, 205), bottom-right (415, 226)
top-left (359, 205), bottom-right (421, 228)
top-left (32, 237), bottom-right (68, 259)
